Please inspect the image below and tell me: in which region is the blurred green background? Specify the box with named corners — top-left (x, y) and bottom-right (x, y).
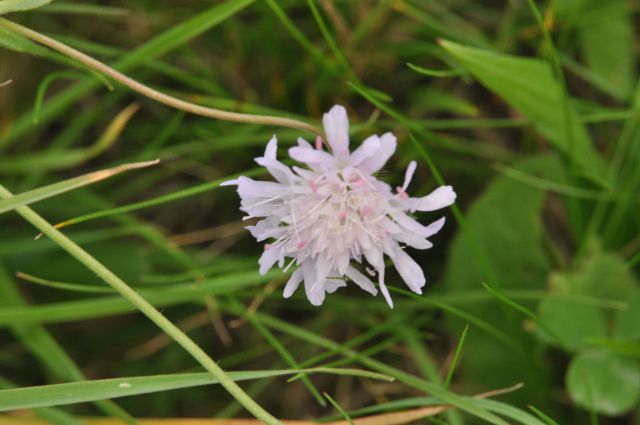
top-left (0, 0), bottom-right (639, 424)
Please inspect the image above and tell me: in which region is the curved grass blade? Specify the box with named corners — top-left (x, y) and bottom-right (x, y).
top-left (0, 159), bottom-right (159, 215)
top-left (1, 103), bottom-right (139, 173)
top-left (0, 0), bottom-right (256, 148)
top-left (16, 272), bottom-right (114, 294)
top-left (46, 166), bottom-right (263, 232)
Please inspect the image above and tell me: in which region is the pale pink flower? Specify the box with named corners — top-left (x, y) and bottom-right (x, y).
top-left (222, 105), bottom-right (456, 307)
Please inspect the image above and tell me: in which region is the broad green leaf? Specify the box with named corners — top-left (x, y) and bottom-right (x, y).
top-left (443, 155), bottom-right (561, 403)
top-left (0, 159), bottom-right (158, 215)
top-left (588, 339), bottom-right (640, 359)
top-left (537, 274), bottom-right (606, 352)
top-left (0, 369), bottom-right (390, 411)
top-left (568, 247), bottom-right (638, 301)
top-left (577, 0), bottom-right (635, 99)
top-left (0, 0), bottom-right (52, 15)
top-left (538, 247), bottom-right (638, 351)
top-left (439, 40), bottom-right (605, 177)
top-left (566, 349), bottom-right (640, 416)
top-left (614, 293), bottom-right (640, 341)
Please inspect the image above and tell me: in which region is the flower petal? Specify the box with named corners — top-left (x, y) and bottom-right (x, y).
top-left (402, 161), bottom-right (417, 191)
top-left (394, 231), bottom-right (433, 250)
top-left (296, 137), bottom-right (313, 149)
top-left (255, 157), bottom-right (294, 184)
top-left (246, 216), bottom-right (282, 241)
top-left (322, 105), bottom-right (350, 157)
top-left (388, 244), bottom-right (425, 294)
top-left (235, 177), bottom-right (285, 199)
top-left (325, 278), bottom-right (347, 293)
top-left (411, 185), bottom-right (456, 212)
top-left (423, 217), bottom-right (446, 238)
top-left (378, 270), bottom-right (394, 308)
top-left (289, 146), bottom-right (335, 166)
top-left (349, 135), bottom-right (380, 167)
top-left (389, 210), bottom-right (437, 237)
top-left (264, 135), bottom-right (277, 159)
top-left (303, 261), bottom-right (325, 306)
top-left (258, 245), bottom-right (282, 275)
top-left (283, 267), bottom-right (303, 298)
top-left (358, 132), bottom-right (397, 173)
top-left (346, 266), bottom-right (378, 295)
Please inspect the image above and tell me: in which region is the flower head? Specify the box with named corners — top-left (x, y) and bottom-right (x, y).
top-left (222, 105), bottom-right (456, 307)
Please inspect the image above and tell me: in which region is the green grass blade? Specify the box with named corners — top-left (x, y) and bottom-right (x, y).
top-left (0, 160), bottom-right (159, 215)
top-left (444, 325), bottom-right (469, 388)
top-left (0, 0), bottom-right (255, 149)
top-left (0, 0), bottom-right (51, 15)
top-left (0, 368), bottom-right (390, 411)
top-left (0, 267), bottom-right (140, 425)
top-left (0, 270), bottom-right (277, 327)
top-left (49, 167), bottom-right (264, 230)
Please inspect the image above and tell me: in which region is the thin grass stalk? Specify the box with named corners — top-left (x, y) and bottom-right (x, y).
top-left (0, 184), bottom-right (283, 425)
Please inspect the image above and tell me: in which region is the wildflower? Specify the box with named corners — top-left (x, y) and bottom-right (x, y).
top-left (222, 105), bottom-right (456, 307)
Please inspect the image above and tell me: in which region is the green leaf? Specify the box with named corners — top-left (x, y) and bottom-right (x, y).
top-left (537, 247), bottom-right (638, 351)
top-left (0, 160), bottom-right (158, 215)
top-left (615, 293), bottom-right (640, 341)
top-left (537, 274), bottom-right (606, 352)
top-left (0, 369), bottom-right (390, 411)
top-left (577, 0), bottom-right (635, 99)
top-left (439, 40), bottom-right (605, 177)
top-left (568, 247), bottom-right (638, 301)
top-left (566, 349), bottom-right (640, 416)
top-left (443, 155), bottom-right (561, 402)
top-left (0, 0), bottom-right (52, 15)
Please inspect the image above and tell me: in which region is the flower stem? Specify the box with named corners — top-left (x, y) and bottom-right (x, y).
top-left (0, 184), bottom-right (283, 425)
top-left (0, 17), bottom-right (321, 136)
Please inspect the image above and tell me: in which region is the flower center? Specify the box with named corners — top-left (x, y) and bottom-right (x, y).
top-left (278, 170), bottom-right (391, 258)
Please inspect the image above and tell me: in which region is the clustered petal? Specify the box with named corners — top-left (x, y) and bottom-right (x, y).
top-left (222, 105), bottom-right (456, 308)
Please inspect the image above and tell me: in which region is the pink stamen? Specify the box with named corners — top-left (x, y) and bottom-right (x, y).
top-left (296, 240), bottom-right (307, 249)
top-left (315, 136), bottom-right (323, 150)
top-left (360, 205), bottom-right (372, 216)
top-left (309, 180), bottom-right (317, 193)
top-left (396, 186), bottom-right (409, 199)
top-left (339, 210), bottom-right (348, 220)
top-left (264, 243), bottom-right (271, 251)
